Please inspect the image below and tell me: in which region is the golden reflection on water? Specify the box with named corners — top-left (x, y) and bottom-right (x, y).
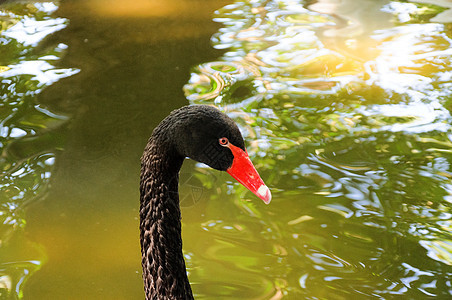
top-left (83, 0), bottom-right (226, 19)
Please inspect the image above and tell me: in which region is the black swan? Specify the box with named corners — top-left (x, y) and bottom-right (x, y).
top-left (140, 105), bottom-right (271, 299)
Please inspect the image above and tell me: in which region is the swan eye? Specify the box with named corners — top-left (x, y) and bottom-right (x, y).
top-left (219, 137), bottom-right (229, 146)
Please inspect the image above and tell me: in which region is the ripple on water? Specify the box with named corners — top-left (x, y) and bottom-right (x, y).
top-left (0, 260), bottom-right (44, 299)
top-left (419, 240), bottom-right (452, 266)
top-left (1, 2), bottom-right (76, 299)
top-left (185, 216), bottom-right (283, 299)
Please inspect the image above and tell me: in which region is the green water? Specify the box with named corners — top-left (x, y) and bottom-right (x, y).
top-left (1, 0), bottom-right (452, 299)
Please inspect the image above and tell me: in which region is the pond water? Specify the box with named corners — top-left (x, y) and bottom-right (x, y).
top-left (1, 0), bottom-right (452, 299)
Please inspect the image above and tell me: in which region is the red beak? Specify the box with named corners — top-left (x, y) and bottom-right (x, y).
top-left (226, 143), bottom-right (272, 204)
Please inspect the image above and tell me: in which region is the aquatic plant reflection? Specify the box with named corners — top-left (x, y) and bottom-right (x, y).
top-left (184, 0), bottom-right (452, 298)
top-left (0, 1), bottom-right (77, 298)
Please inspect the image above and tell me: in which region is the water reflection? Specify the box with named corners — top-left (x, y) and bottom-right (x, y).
top-left (185, 0), bottom-right (452, 298)
top-left (0, 1), bottom-right (77, 298)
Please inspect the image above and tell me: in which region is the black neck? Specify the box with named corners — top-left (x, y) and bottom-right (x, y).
top-left (140, 141), bottom-right (193, 300)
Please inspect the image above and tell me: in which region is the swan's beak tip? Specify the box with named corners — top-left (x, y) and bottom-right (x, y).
top-left (258, 184), bottom-right (272, 204)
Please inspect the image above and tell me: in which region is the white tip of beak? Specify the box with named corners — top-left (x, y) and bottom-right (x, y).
top-left (257, 184), bottom-right (272, 204)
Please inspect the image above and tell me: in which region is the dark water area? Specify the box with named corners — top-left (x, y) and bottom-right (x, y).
top-left (1, 0), bottom-right (452, 299)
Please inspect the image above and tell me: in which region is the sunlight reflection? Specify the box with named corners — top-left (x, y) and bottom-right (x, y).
top-left (2, 60), bottom-right (79, 87)
top-left (420, 239), bottom-right (452, 265)
top-left (357, 102), bottom-right (451, 133)
top-left (409, 0), bottom-right (452, 23)
top-left (84, 0), bottom-right (223, 19)
top-left (2, 17), bottom-right (66, 47)
top-left (184, 2), bottom-right (452, 293)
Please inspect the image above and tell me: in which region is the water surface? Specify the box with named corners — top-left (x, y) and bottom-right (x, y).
top-left (1, 0), bottom-right (452, 299)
